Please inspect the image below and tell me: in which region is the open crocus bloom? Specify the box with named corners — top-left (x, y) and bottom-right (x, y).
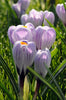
top-left (43, 10), bottom-right (55, 26)
top-left (56, 3), bottom-right (66, 25)
top-left (13, 40), bottom-right (36, 75)
top-left (8, 23), bottom-right (35, 44)
top-left (34, 48), bottom-right (51, 78)
top-left (21, 9), bottom-right (44, 27)
top-left (12, 0), bottom-right (30, 18)
top-left (33, 26), bottom-right (56, 50)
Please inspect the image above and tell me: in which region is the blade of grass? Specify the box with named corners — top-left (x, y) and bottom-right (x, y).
top-left (41, 63), bottom-right (66, 96)
top-left (0, 55), bottom-right (19, 97)
top-left (44, 62), bottom-right (65, 100)
top-left (0, 82), bottom-right (14, 100)
top-left (51, 47), bottom-right (58, 58)
top-left (27, 67), bottom-right (62, 100)
top-left (53, 59), bottom-right (66, 75)
top-left (5, 0), bottom-right (17, 19)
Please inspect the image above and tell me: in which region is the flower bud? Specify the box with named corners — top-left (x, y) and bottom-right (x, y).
top-left (56, 3), bottom-right (66, 25)
top-left (18, 0), bottom-right (30, 11)
top-left (33, 26), bottom-right (56, 49)
top-left (12, 0), bottom-right (30, 18)
top-left (13, 40), bottom-right (36, 75)
top-left (34, 48), bottom-right (51, 78)
top-left (21, 14), bottom-right (29, 25)
top-left (43, 10), bottom-right (55, 26)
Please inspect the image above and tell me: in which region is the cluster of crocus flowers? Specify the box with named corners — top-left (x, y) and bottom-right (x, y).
top-left (56, 3), bottom-right (66, 26)
top-left (21, 9), bottom-right (55, 27)
top-left (21, 9), bottom-right (44, 27)
top-left (8, 22), bottom-right (56, 78)
top-left (12, 0), bottom-right (30, 18)
top-left (43, 10), bottom-right (55, 26)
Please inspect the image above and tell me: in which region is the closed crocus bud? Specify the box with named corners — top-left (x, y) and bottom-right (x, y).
top-left (18, 0), bottom-right (30, 11)
top-left (33, 26), bottom-right (56, 49)
top-left (8, 25), bottom-right (32, 44)
top-left (12, 3), bottom-right (25, 18)
top-left (21, 14), bottom-right (29, 25)
top-left (44, 10), bottom-right (55, 26)
top-left (12, 0), bottom-right (30, 18)
top-left (56, 3), bottom-right (66, 25)
top-left (34, 48), bottom-right (51, 78)
top-left (29, 9), bottom-right (44, 27)
top-left (13, 40), bottom-right (36, 75)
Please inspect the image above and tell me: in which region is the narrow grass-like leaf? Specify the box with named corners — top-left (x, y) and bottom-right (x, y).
top-left (5, 0), bottom-right (17, 19)
top-left (0, 55), bottom-right (19, 97)
top-left (0, 82), bottom-right (14, 100)
top-left (44, 62), bottom-right (65, 100)
top-left (51, 48), bottom-right (58, 58)
top-left (27, 67), bottom-right (62, 100)
top-left (41, 63), bottom-right (66, 96)
top-left (53, 59), bottom-right (66, 76)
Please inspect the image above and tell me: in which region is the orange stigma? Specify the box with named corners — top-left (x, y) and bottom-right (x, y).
top-left (20, 41), bottom-right (28, 45)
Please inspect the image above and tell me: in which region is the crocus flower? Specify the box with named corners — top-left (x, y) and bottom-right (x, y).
top-left (12, 0), bottom-right (30, 18)
top-left (34, 48), bottom-right (51, 78)
top-left (21, 9), bottom-right (44, 27)
top-left (33, 26), bottom-right (56, 49)
top-left (56, 3), bottom-right (66, 25)
top-left (8, 24), bottom-right (35, 44)
top-left (13, 40), bottom-right (36, 75)
top-left (43, 10), bottom-right (55, 26)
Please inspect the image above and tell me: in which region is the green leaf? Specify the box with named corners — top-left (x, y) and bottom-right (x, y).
top-left (27, 67), bottom-right (62, 100)
top-left (0, 55), bottom-right (19, 97)
top-left (53, 59), bottom-right (66, 76)
top-left (43, 62), bottom-right (65, 100)
top-left (51, 48), bottom-right (58, 58)
top-left (41, 63), bottom-right (66, 96)
top-left (41, 60), bottom-right (66, 96)
top-left (0, 82), bottom-right (14, 100)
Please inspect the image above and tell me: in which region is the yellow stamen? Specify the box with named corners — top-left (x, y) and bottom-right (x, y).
top-left (22, 26), bottom-right (27, 28)
top-left (20, 41), bottom-right (28, 45)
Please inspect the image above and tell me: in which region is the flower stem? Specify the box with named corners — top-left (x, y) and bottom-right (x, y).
top-left (33, 79), bottom-right (41, 100)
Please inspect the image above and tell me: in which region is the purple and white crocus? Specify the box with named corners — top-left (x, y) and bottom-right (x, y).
top-left (43, 10), bottom-right (55, 26)
top-left (8, 23), bottom-right (35, 44)
top-left (13, 40), bottom-right (36, 75)
top-left (33, 26), bottom-right (56, 50)
top-left (56, 3), bottom-right (66, 26)
top-left (34, 48), bottom-right (51, 78)
top-left (12, 0), bottom-right (30, 18)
